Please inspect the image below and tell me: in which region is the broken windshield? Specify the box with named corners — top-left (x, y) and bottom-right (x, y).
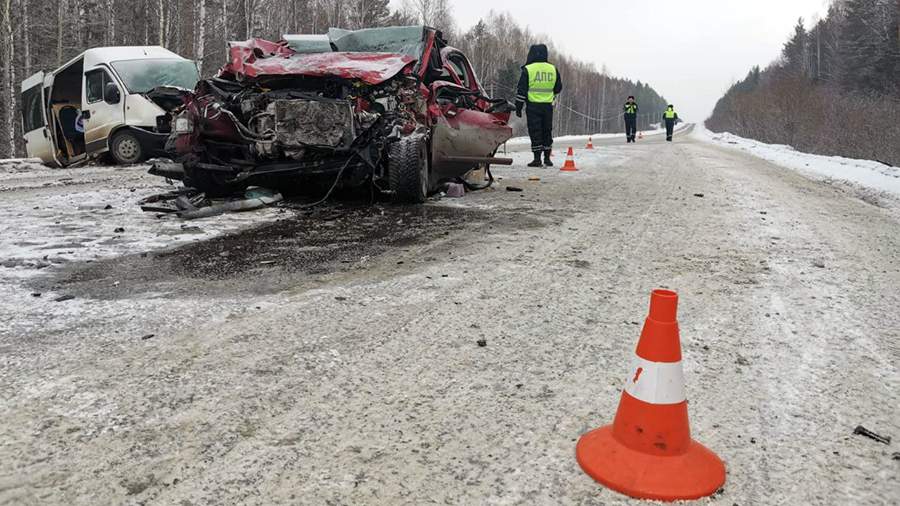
top-left (110, 59), bottom-right (200, 94)
top-left (284, 26), bottom-right (427, 58)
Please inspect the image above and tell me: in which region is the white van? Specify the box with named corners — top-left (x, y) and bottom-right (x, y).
top-left (21, 46), bottom-right (199, 167)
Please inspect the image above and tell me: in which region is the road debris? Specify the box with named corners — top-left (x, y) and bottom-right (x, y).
top-left (506, 186), bottom-right (524, 192)
top-left (140, 334), bottom-right (155, 340)
top-left (477, 339), bottom-right (487, 347)
top-left (693, 193), bottom-right (705, 198)
top-left (853, 425), bottom-right (891, 445)
top-left (139, 187), bottom-right (283, 220)
top-left (147, 159), bottom-right (186, 181)
top-left (53, 295), bottom-right (75, 303)
top-left (445, 183), bottom-right (465, 198)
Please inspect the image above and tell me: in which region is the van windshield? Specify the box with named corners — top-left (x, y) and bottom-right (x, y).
top-left (110, 59), bottom-right (199, 94)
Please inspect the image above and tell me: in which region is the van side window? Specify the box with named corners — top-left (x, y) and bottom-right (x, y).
top-left (86, 69), bottom-right (109, 103)
top-left (22, 85), bottom-right (45, 132)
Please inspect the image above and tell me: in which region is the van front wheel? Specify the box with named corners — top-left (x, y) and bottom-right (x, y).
top-left (110, 130), bottom-right (144, 165)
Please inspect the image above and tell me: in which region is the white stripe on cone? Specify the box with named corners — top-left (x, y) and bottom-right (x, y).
top-left (623, 356), bottom-right (686, 405)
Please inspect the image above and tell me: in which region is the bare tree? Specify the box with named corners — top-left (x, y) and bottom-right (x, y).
top-left (2, 0), bottom-right (14, 156)
top-left (197, 0), bottom-right (206, 73)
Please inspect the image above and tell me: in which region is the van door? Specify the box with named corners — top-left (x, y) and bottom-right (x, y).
top-left (82, 67), bottom-right (125, 153)
top-left (20, 72), bottom-right (58, 165)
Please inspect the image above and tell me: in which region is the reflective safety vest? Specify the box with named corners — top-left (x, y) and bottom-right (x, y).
top-left (526, 62), bottom-right (557, 104)
top-left (664, 109), bottom-right (677, 119)
top-left (625, 103), bottom-right (637, 114)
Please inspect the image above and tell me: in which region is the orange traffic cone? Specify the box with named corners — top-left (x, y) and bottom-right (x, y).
top-left (586, 137), bottom-right (594, 149)
top-left (560, 147), bottom-right (578, 172)
top-left (576, 289), bottom-right (725, 501)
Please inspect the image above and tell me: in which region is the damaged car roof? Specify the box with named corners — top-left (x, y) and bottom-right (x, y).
top-left (223, 26), bottom-right (430, 85)
top-left (284, 26), bottom-right (428, 57)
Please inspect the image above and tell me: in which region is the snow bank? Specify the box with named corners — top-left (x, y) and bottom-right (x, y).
top-left (0, 158), bottom-right (50, 174)
top-left (0, 158), bottom-right (45, 164)
top-left (0, 165), bottom-right (283, 281)
top-left (694, 125), bottom-right (900, 198)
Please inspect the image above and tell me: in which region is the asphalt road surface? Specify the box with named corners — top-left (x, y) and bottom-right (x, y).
top-left (1, 127), bottom-right (898, 505)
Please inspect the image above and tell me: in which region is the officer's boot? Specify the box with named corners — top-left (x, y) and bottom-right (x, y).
top-left (527, 152), bottom-right (543, 167)
top-left (543, 150), bottom-right (553, 167)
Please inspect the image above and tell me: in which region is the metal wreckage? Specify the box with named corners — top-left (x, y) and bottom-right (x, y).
top-left (151, 25), bottom-right (515, 207)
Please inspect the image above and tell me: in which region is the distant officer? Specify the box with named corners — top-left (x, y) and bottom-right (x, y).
top-left (663, 105), bottom-right (678, 142)
top-left (515, 44), bottom-right (563, 167)
top-left (623, 96), bottom-right (638, 143)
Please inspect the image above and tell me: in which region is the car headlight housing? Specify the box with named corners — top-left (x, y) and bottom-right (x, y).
top-left (174, 115), bottom-right (194, 134)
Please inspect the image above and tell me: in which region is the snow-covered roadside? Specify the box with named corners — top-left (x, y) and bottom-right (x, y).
top-left (492, 143), bottom-right (633, 176)
top-left (0, 164), bottom-right (283, 282)
top-left (694, 124), bottom-right (900, 199)
top-left (505, 124), bottom-right (687, 147)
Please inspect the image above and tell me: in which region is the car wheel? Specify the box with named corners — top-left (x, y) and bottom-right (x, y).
top-left (388, 135), bottom-right (430, 204)
top-left (110, 130), bottom-right (144, 165)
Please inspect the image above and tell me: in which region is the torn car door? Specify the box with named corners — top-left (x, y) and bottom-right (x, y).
top-left (21, 72), bottom-right (59, 165)
top-left (430, 50), bottom-right (512, 179)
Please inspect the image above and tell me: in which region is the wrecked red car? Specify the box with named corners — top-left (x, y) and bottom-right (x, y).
top-left (165, 26), bottom-right (514, 202)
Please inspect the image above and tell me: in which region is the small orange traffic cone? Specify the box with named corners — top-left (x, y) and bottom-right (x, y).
top-left (576, 289), bottom-right (725, 501)
top-left (560, 147), bottom-right (578, 172)
top-left (586, 137), bottom-right (594, 149)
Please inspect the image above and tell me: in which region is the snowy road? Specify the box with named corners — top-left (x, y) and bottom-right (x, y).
top-left (1, 130), bottom-right (898, 505)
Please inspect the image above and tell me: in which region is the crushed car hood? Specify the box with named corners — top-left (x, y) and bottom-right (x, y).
top-left (223, 38), bottom-right (416, 85)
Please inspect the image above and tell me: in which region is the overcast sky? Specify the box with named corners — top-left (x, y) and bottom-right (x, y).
top-left (393, 0), bottom-right (831, 120)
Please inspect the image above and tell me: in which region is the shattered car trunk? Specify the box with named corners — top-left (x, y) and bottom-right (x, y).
top-left (161, 26), bottom-right (514, 203)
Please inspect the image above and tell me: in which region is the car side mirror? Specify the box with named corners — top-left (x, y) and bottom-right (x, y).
top-left (104, 83), bottom-right (121, 104)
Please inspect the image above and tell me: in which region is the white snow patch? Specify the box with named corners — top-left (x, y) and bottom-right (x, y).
top-left (505, 124), bottom-right (687, 147)
top-left (0, 164), bottom-right (282, 281)
top-left (694, 124), bottom-right (900, 198)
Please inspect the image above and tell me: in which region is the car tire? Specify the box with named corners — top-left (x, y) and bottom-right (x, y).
top-left (110, 130), bottom-right (144, 165)
top-left (389, 135), bottom-right (430, 204)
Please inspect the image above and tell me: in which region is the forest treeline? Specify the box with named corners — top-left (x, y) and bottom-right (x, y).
top-left (706, 0), bottom-right (900, 166)
top-left (0, 0), bottom-right (668, 158)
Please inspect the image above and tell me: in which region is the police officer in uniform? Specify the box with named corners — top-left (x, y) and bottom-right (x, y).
top-left (623, 96), bottom-right (638, 143)
top-left (515, 44), bottom-right (563, 167)
top-left (663, 105), bottom-right (678, 141)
